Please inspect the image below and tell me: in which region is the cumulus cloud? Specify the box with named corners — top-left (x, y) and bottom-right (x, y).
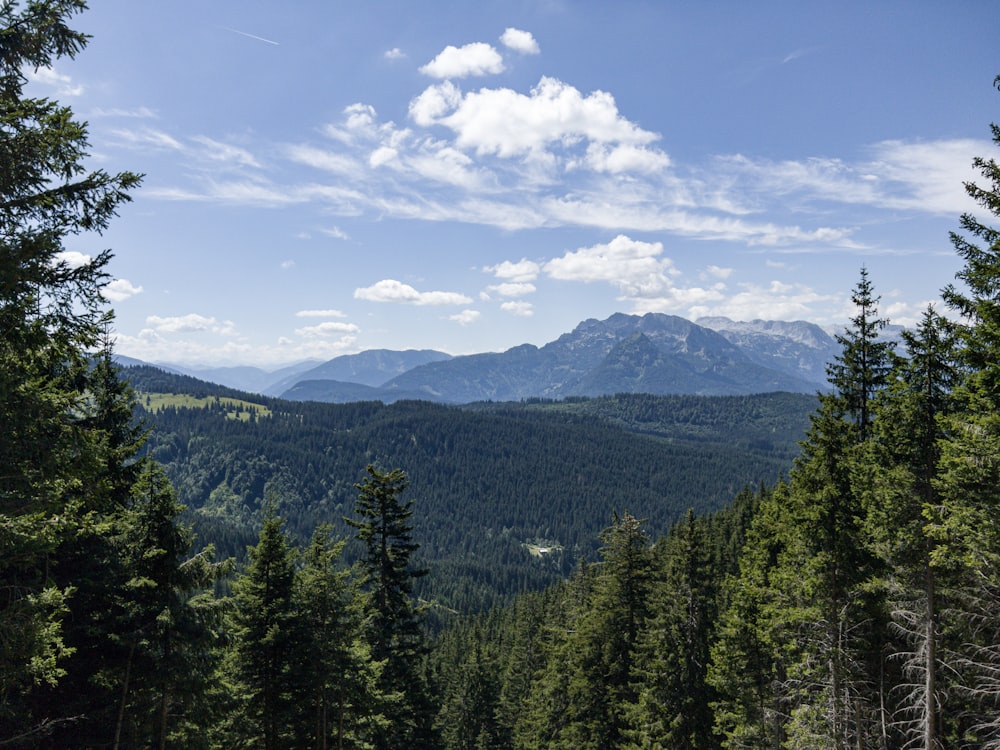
top-left (105, 279), bottom-right (143, 301)
top-left (500, 28), bottom-right (540, 55)
top-left (449, 309), bottom-right (481, 325)
top-left (489, 282), bottom-right (536, 297)
top-left (295, 321), bottom-right (361, 337)
top-left (145, 314), bottom-right (236, 335)
top-left (485, 258), bottom-right (541, 282)
top-left (500, 300), bottom-right (534, 317)
top-left (384, 47), bottom-right (406, 60)
top-left (544, 234), bottom-right (680, 298)
top-left (415, 77), bottom-right (664, 165)
top-left (686, 280), bottom-right (838, 322)
top-left (409, 81), bottom-right (463, 126)
top-left (295, 309), bottom-right (347, 318)
top-left (420, 42), bottom-right (505, 79)
top-left (354, 279), bottom-right (472, 305)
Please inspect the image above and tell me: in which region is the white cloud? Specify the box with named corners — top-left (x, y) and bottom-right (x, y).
top-left (409, 82), bottom-right (463, 127)
top-left (500, 28), bottom-right (540, 55)
top-left (501, 300), bottom-right (534, 317)
top-left (295, 309), bottom-right (347, 318)
top-left (705, 265), bottom-right (733, 279)
top-left (145, 314), bottom-right (236, 335)
top-left (191, 136), bottom-right (261, 168)
top-left (686, 280), bottom-right (839, 323)
top-left (90, 106), bottom-right (157, 119)
top-left (419, 76), bottom-right (664, 162)
top-left (281, 260), bottom-right (296, 270)
top-left (580, 143), bottom-right (671, 174)
top-left (544, 234), bottom-right (680, 298)
top-left (489, 282), bottom-right (536, 297)
top-left (110, 127), bottom-right (185, 151)
top-left (449, 309), bottom-right (481, 325)
top-left (28, 66), bottom-right (82, 96)
top-left (53, 250), bottom-right (91, 268)
top-left (384, 47), bottom-right (406, 60)
top-left (420, 42), bottom-right (505, 79)
top-left (354, 279), bottom-right (472, 306)
top-left (105, 279), bottom-right (143, 301)
top-left (320, 226), bottom-right (350, 240)
top-left (286, 143), bottom-right (364, 176)
top-left (295, 321), bottom-right (361, 337)
top-left (369, 146), bottom-right (398, 167)
top-left (485, 258), bottom-right (541, 282)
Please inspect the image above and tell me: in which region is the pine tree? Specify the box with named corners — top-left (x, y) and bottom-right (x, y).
top-left (348, 465), bottom-right (435, 749)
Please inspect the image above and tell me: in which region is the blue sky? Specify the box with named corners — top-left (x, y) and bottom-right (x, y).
top-left (37, 1), bottom-right (999, 367)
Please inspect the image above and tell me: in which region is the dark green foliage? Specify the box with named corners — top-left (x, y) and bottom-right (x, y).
top-left (292, 524), bottom-right (383, 750)
top-left (349, 465), bottom-right (436, 749)
top-left (128, 370), bottom-right (814, 613)
top-left (224, 513), bottom-right (299, 749)
top-left (0, 0), bottom-right (142, 741)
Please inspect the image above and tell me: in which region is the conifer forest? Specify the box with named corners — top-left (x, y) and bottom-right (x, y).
top-left (5, 3), bottom-right (1000, 748)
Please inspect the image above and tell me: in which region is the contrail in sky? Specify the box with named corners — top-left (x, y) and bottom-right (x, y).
top-left (223, 27), bottom-right (280, 46)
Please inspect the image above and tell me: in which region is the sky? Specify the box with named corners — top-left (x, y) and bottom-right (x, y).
top-left (33, 0), bottom-right (1000, 368)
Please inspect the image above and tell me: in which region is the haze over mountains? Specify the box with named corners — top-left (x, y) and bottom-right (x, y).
top-left (128, 313), bottom-right (847, 404)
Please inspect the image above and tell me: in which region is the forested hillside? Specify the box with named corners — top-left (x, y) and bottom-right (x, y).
top-left (127, 367), bottom-right (813, 613)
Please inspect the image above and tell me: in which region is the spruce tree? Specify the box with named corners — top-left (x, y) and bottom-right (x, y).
top-left (628, 510), bottom-right (718, 749)
top-left (292, 523), bottom-right (384, 750)
top-left (348, 465), bottom-right (435, 749)
top-left (0, 1), bottom-right (141, 741)
top-left (936, 76), bottom-right (1000, 746)
top-left (860, 307), bottom-right (959, 747)
top-left (225, 513), bottom-right (299, 749)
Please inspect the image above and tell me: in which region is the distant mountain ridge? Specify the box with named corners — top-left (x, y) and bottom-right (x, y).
top-left (282, 313), bottom-right (835, 404)
top-left (121, 313), bottom-right (843, 403)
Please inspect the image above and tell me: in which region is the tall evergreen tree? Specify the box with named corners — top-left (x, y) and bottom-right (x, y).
top-left (348, 465), bottom-right (435, 749)
top-left (827, 266), bottom-right (895, 441)
top-left (225, 512), bottom-right (299, 749)
top-left (710, 272), bottom-right (893, 749)
top-left (860, 307), bottom-right (959, 748)
top-left (628, 509), bottom-right (718, 749)
top-left (292, 524), bottom-right (384, 750)
top-left (110, 462), bottom-right (231, 750)
top-left (936, 76), bottom-right (1000, 747)
top-left (0, 1), bottom-right (140, 741)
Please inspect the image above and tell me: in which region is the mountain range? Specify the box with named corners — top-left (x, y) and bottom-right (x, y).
top-left (128, 313), bottom-right (845, 404)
